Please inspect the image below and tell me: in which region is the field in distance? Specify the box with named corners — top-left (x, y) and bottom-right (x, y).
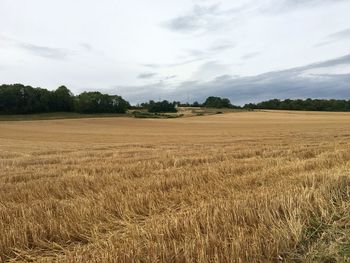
top-left (0, 107), bottom-right (245, 121)
top-left (1, 111), bottom-right (350, 262)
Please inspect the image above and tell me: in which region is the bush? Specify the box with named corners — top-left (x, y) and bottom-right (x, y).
top-left (204, 96), bottom-right (232, 108)
top-left (142, 100), bottom-right (177, 113)
top-left (75, 92), bottom-right (130, 114)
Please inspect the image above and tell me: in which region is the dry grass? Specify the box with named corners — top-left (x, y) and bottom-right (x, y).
top-left (176, 107), bottom-right (243, 117)
top-left (0, 111), bottom-right (350, 263)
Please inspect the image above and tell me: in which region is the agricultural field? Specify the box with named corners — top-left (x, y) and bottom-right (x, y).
top-left (1, 111), bottom-right (350, 262)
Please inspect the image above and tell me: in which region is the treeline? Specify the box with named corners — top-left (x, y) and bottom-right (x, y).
top-left (203, 96), bottom-right (239, 109)
top-left (244, 99), bottom-right (350, 112)
top-left (0, 84), bottom-right (130, 114)
top-left (160, 96), bottom-right (239, 109)
top-left (2, 84), bottom-right (350, 114)
top-left (136, 96), bottom-right (239, 113)
top-left (140, 100), bottom-right (178, 113)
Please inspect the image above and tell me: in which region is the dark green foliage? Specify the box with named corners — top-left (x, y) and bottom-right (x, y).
top-left (0, 84), bottom-right (56, 114)
top-left (177, 101), bottom-right (202, 107)
top-left (53, 86), bottom-right (74, 112)
top-left (3, 83), bottom-right (350, 115)
top-left (204, 96), bottom-right (234, 108)
top-left (75, 92), bottom-right (130, 113)
top-left (0, 84), bottom-right (130, 114)
top-left (142, 100), bottom-right (177, 113)
top-left (244, 98), bottom-right (350, 112)
top-left (192, 101), bottom-right (201, 107)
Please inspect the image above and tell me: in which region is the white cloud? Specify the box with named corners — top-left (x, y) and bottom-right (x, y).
top-left (0, 0), bottom-right (349, 101)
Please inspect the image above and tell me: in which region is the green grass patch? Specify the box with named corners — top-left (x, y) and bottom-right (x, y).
top-left (287, 176), bottom-right (350, 263)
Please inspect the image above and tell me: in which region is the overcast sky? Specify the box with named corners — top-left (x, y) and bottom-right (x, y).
top-left (1, 0), bottom-right (350, 104)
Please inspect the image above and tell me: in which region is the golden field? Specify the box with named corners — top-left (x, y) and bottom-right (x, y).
top-left (0, 110), bottom-right (350, 263)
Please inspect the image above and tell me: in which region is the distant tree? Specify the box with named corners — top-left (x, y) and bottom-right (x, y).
top-left (0, 84), bottom-right (22, 114)
top-left (0, 84), bottom-right (53, 114)
top-left (192, 101), bottom-right (201, 107)
top-left (204, 96), bottom-right (232, 108)
top-left (243, 98), bottom-right (350, 112)
top-left (0, 84), bottom-right (130, 115)
top-left (75, 92), bottom-right (130, 113)
top-left (3, 83), bottom-right (350, 115)
top-left (53, 86), bottom-right (74, 112)
top-left (143, 100), bottom-right (177, 113)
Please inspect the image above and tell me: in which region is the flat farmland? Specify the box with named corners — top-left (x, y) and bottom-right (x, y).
top-left (1, 111), bottom-right (350, 262)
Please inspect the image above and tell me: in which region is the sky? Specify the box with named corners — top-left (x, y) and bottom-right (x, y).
top-left (1, 0), bottom-right (350, 105)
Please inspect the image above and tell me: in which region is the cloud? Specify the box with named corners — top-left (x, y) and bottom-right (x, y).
top-left (0, 35), bottom-right (70, 60)
top-left (303, 53), bottom-right (350, 69)
top-left (328, 28), bottom-right (350, 39)
top-left (241, 52), bottom-right (260, 60)
top-left (283, 0), bottom-right (346, 6)
top-left (18, 43), bottom-right (69, 60)
top-left (119, 53), bottom-right (350, 104)
top-left (193, 60), bottom-right (231, 80)
top-left (185, 41), bottom-right (235, 61)
top-left (141, 57), bottom-right (204, 69)
top-left (80, 43), bottom-right (93, 51)
top-left (315, 27), bottom-right (350, 47)
top-left (209, 42), bottom-right (235, 52)
top-left (138, 72), bottom-right (157, 79)
top-left (1, 0), bottom-right (349, 99)
top-left (113, 82), bottom-right (169, 102)
top-left (164, 75), bottom-right (177, 80)
top-left (142, 63), bottom-right (159, 69)
top-left (162, 3), bottom-right (248, 34)
top-left (261, 0), bottom-right (347, 13)
top-left (163, 0), bottom-right (345, 34)
top-left (163, 3), bottom-right (221, 32)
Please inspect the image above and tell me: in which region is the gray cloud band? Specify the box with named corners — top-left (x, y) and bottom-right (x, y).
top-left (117, 53), bottom-right (350, 105)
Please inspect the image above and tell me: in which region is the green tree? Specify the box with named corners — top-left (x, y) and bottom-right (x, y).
top-left (0, 84), bottom-right (130, 115)
top-left (53, 86), bottom-right (74, 112)
top-left (243, 98), bottom-right (350, 112)
top-left (75, 92), bottom-right (129, 113)
top-left (142, 100), bottom-right (177, 113)
top-left (204, 96), bottom-right (232, 108)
